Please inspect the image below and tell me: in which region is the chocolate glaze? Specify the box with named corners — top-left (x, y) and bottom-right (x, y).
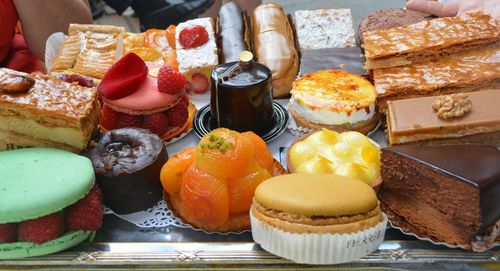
top-left (384, 144), bottom-right (500, 231)
top-left (84, 128), bottom-right (167, 214)
top-left (299, 47), bottom-right (366, 76)
top-left (218, 2), bottom-right (248, 63)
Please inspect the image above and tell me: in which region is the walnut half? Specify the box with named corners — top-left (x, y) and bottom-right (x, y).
top-left (432, 93), bottom-right (472, 120)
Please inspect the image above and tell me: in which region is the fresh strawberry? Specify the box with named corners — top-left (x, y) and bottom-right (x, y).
top-left (166, 102), bottom-right (188, 127)
top-left (66, 185), bottom-right (103, 231)
top-left (157, 66), bottom-right (186, 95)
top-left (179, 25), bottom-right (209, 49)
top-left (117, 114), bottom-right (143, 128)
top-left (18, 213), bottom-right (63, 244)
top-left (56, 74), bottom-right (94, 88)
top-left (100, 105), bottom-right (122, 130)
top-left (0, 223), bottom-right (18, 243)
top-left (98, 53), bottom-right (148, 100)
top-left (143, 113), bottom-right (169, 136)
top-left (190, 73), bottom-right (210, 94)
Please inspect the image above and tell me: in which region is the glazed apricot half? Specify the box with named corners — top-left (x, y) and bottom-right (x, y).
top-left (195, 128), bottom-right (252, 179)
top-left (160, 147), bottom-right (196, 194)
top-left (241, 131), bottom-right (274, 174)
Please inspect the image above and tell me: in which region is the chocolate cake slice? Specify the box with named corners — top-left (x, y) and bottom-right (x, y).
top-left (380, 144), bottom-right (500, 251)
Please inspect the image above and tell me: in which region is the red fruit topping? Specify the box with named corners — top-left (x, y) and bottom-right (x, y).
top-left (179, 25), bottom-right (209, 49)
top-left (98, 53), bottom-right (148, 100)
top-left (66, 185), bottom-right (103, 231)
top-left (166, 101), bottom-right (189, 127)
top-left (181, 94), bottom-right (189, 106)
top-left (18, 213), bottom-right (63, 244)
top-left (0, 223), bottom-right (18, 243)
top-left (56, 73), bottom-right (94, 88)
top-left (191, 73), bottom-right (210, 93)
top-left (100, 105), bottom-right (122, 130)
top-left (116, 114), bottom-right (143, 129)
top-left (157, 66), bottom-right (186, 95)
top-left (143, 113), bottom-right (169, 136)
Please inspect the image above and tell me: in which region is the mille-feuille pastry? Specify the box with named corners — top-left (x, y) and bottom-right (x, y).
top-left (252, 3), bottom-right (299, 97)
top-left (289, 70), bottom-right (378, 134)
top-left (374, 45), bottom-right (500, 113)
top-left (0, 68), bottom-right (99, 152)
top-left (217, 2), bottom-right (250, 63)
top-left (386, 90), bottom-right (500, 146)
top-left (51, 24), bottom-right (125, 80)
top-left (176, 17), bottom-right (218, 94)
top-left (362, 12), bottom-right (500, 69)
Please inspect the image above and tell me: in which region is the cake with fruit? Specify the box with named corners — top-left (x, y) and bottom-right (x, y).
top-left (98, 53), bottom-right (195, 141)
top-left (176, 17), bottom-right (218, 94)
top-left (161, 128), bottom-right (276, 232)
top-left (0, 148), bottom-right (103, 259)
top-left (289, 69), bottom-right (379, 134)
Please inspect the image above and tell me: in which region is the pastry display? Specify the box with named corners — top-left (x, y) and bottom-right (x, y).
top-left (362, 13), bottom-right (500, 69)
top-left (210, 51), bottom-right (275, 135)
top-left (379, 144), bottom-right (500, 252)
top-left (250, 173), bottom-right (387, 264)
top-left (0, 68), bottom-right (99, 152)
top-left (176, 17), bottom-right (218, 94)
top-left (287, 129), bottom-right (381, 187)
top-left (84, 128), bottom-right (167, 214)
top-left (294, 9), bottom-right (355, 51)
top-left (51, 24), bottom-right (125, 80)
top-left (98, 53), bottom-right (195, 141)
top-left (252, 3), bottom-right (299, 97)
top-left (358, 8), bottom-right (429, 44)
top-left (161, 128), bottom-right (275, 232)
top-left (299, 47), bottom-right (366, 76)
top-left (386, 90), bottom-right (500, 146)
top-left (289, 69), bottom-right (378, 134)
top-left (374, 46), bottom-right (500, 112)
top-left (0, 148), bottom-right (102, 259)
top-left (217, 2), bottom-right (250, 63)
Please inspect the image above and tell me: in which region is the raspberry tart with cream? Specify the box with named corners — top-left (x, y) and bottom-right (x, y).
top-left (98, 53), bottom-right (195, 141)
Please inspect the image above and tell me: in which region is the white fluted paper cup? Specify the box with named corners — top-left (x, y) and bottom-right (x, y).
top-left (250, 208), bottom-right (387, 265)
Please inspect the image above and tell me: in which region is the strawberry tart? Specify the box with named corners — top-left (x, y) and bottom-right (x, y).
top-left (97, 53), bottom-right (195, 140)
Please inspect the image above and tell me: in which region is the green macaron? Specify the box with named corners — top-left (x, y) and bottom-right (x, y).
top-left (0, 148), bottom-right (96, 259)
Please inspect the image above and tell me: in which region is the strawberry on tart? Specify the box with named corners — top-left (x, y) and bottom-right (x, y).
top-left (97, 53), bottom-right (195, 141)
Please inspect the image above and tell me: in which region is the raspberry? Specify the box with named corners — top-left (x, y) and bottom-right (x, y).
top-left (18, 213), bottom-right (63, 244)
top-left (179, 25), bottom-right (208, 49)
top-left (0, 223), bottom-right (18, 243)
top-left (66, 185), bottom-right (103, 231)
top-left (100, 105), bottom-right (122, 130)
top-left (116, 113), bottom-right (143, 128)
top-left (157, 66), bottom-right (186, 95)
top-left (56, 73), bottom-right (95, 88)
top-left (143, 113), bottom-right (169, 136)
top-left (181, 95), bottom-right (189, 106)
top-left (166, 102), bottom-right (189, 127)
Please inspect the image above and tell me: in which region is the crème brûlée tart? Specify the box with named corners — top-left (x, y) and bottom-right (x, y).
top-left (250, 173), bottom-right (387, 265)
top-left (289, 70), bottom-right (379, 135)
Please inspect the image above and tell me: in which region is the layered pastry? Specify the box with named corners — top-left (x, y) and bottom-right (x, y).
top-left (51, 24), bottom-right (125, 80)
top-left (250, 173), bottom-right (387, 264)
top-left (289, 70), bottom-right (378, 134)
top-left (252, 3), bottom-right (299, 97)
top-left (362, 13), bottom-right (500, 69)
top-left (294, 9), bottom-right (355, 51)
top-left (299, 47), bottom-right (365, 76)
top-left (84, 128), bottom-right (167, 214)
top-left (0, 148), bottom-right (102, 259)
top-left (287, 129), bottom-right (381, 188)
top-left (380, 144), bottom-right (500, 251)
top-left (176, 17), bottom-right (218, 94)
top-left (161, 128), bottom-right (275, 232)
top-left (0, 68), bottom-right (99, 152)
top-left (358, 8), bottom-right (429, 44)
top-left (374, 46), bottom-right (500, 113)
top-left (217, 2), bottom-right (250, 63)
top-left (210, 52), bottom-right (275, 136)
top-left (98, 53), bottom-right (194, 141)
top-left (386, 90), bottom-right (500, 146)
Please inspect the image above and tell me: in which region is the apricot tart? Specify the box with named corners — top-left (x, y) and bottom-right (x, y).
top-left (160, 128), bottom-right (276, 232)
